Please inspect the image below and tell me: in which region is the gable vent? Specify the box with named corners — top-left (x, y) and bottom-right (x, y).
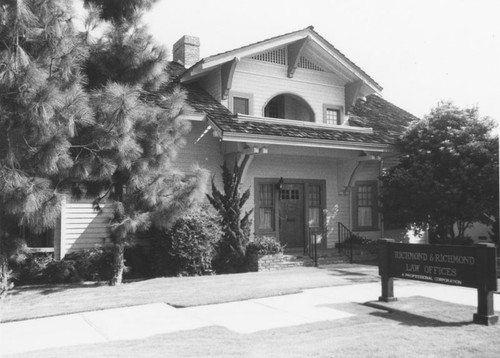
top-left (298, 56), bottom-right (325, 72)
top-left (251, 47), bottom-right (287, 65)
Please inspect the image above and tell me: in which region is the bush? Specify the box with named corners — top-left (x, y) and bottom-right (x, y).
top-left (150, 206), bottom-right (222, 277)
top-left (11, 252), bottom-right (54, 285)
top-left (342, 235), bottom-right (378, 254)
top-left (64, 248), bottom-right (114, 281)
top-left (11, 248), bottom-right (114, 285)
top-left (123, 245), bottom-right (152, 279)
top-left (247, 236), bottom-right (284, 256)
top-left (43, 260), bottom-right (80, 283)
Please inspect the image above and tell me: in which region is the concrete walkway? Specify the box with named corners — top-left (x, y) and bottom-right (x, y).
top-left (1, 280), bottom-right (499, 356)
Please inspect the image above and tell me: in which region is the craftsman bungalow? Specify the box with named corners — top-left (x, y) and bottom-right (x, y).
top-left (169, 26), bottom-right (421, 252)
top-left (40, 26), bottom-right (425, 259)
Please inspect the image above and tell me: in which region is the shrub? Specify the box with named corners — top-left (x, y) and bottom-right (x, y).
top-left (247, 236), bottom-right (284, 256)
top-left (150, 206), bottom-right (222, 276)
top-left (64, 248), bottom-right (114, 282)
top-left (43, 260), bottom-right (80, 283)
top-left (123, 245), bottom-right (152, 279)
top-left (11, 248), bottom-right (115, 285)
top-left (342, 235), bottom-right (378, 254)
top-left (11, 252), bottom-right (54, 285)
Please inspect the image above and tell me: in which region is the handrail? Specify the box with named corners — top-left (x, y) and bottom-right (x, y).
top-left (307, 228), bottom-right (323, 267)
top-left (337, 222), bottom-right (354, 263)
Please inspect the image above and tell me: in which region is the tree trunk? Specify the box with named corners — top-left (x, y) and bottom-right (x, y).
top-left (109, 242), bottom-right (124, 286)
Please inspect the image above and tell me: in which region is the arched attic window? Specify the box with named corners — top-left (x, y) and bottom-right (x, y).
top-left (264, 93), bottom-right (315, 122)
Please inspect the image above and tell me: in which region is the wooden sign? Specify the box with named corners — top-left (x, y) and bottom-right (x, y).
top-left (378, 239), bottom-right (498, 326)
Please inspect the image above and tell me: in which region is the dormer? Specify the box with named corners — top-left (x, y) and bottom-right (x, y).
top-left (176, 26), bottom-right (383, 138)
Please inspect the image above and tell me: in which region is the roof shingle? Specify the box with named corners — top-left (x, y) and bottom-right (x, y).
top-left (179, 80), bottom-right (418, 146)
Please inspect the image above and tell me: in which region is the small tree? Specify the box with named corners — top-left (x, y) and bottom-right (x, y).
top-left (381, 102), bottom-right (499, 244)
top-left (207, 161), bottom-right (253, 273)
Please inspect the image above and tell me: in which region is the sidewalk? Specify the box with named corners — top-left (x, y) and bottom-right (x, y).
top-left (1, 279), bottom-right (499, 356)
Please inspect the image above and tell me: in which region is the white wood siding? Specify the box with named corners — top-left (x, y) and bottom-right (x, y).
top-left (60, 199), bottom-right (113, 258)
top-left (230, 59), bottom-right (344, 122)
top-left (172, 121), bottom-right (223, 175)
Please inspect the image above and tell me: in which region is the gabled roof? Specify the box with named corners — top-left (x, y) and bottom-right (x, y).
top-left (178, 26), bottom-right (382, 95)
top-left (178, 79), bottom-right (418, 150)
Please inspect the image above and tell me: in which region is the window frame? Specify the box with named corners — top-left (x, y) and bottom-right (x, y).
top-left (254, 180), bottom-right (278, 234)
top-left (352, 180), bottom-right (379, 231)
top-left (323, 104), bottom-right (343, 125)
top-left (229, 92), bottom-right (253, 115)
top-left (307, 183), bottom-right (323, 229)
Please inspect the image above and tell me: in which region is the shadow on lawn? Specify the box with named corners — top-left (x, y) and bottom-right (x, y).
top-left (367, 306), bottom-right (473, 327)
top-left (11, 282), bottom-right (108, 296)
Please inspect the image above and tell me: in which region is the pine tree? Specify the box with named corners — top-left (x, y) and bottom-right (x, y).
top-left (79, 0), bottom-right (207, 285)
top-left (0, 0), bottom-right (92, 286)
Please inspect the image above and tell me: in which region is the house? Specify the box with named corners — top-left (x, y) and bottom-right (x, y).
top-left (168, 26), bottom-right (422, 252)
top-left (34, 26), bottom-right (427, 259)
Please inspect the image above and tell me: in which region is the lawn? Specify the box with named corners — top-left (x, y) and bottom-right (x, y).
top-left (1, 264), bottom-right (379, 322)
top-left (7, 297), bottom-right (500, 358)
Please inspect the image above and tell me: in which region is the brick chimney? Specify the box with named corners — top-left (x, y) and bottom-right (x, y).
top-left (173, 35), bottom-right (200, 68)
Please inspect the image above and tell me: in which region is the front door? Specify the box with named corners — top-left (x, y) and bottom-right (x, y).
top-left (279, 184), bottom-right (304, 248)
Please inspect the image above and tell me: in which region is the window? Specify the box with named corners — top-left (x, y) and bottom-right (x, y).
top-left (265, 95), bottom-right (285, 118)
top-left (308, 184), bottom-right (321, 228)
top-left (280, 189), bottom-right (299, 200)
top-left (21, 225), bottom-right (54, 248)
top-left (353, 181), bottom-right (378, 231)
top-left (258, 183), bottom-right (274, 230)
top-left (233, 97), bottom-right (249, 115)
top-left (323, 104), bottom-right (343, 125)
top-left (229, 92), bottom-right (253, 115)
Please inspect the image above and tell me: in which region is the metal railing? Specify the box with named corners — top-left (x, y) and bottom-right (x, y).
top-left (306, 228), bottom-right (324, 267)
top-left (337, 222), bottom-right (354, 263)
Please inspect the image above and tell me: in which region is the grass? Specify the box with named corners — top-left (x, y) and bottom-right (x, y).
top-left (1, 264), bottom-right (379, 322)
top-left (7, 297), bottom-right (500, 358)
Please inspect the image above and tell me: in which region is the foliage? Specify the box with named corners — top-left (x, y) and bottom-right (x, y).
top-left (10, 252), bottom-right (56, 285)
top-left (10, 249), bottom-right (114, 285)
top-left (77, 1), bottom-right (207, 285)
top-left (64, 248), bottom-right (114, 281)
top-left (381, 102), bottom-right (499, 244)
top-left (150, 206), bottom-right (222, 276)
top-left (0, 0), bottom-right (204, 286)
top-left (207, 161), bottom-right (253, 273)
top-left (0, 0), bottom-right (93, 291)
top-left (123, 245), bottom-right (152, 279)
top-left (247, 236), bottom-right (284, 256)
top-left (342, 235), bottom-right (378, 254)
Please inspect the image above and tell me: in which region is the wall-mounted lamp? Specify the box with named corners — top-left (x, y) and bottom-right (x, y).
top-left (276, 177), bottom-right (284, 190)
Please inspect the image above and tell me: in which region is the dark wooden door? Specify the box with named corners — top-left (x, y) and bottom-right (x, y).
top-left (279, 184), bottom-right (304, 248)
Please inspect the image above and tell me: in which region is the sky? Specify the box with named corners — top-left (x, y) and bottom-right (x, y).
top-left (139, 0), bottom-right (499, 130)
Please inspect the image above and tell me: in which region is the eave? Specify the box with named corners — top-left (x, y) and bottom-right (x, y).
top-left (179, 26), bottom-right (382, 94)
top-left (220, 132), bottom-right (391, 152)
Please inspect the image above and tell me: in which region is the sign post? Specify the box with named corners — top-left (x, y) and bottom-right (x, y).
top-left (378, 240), bottom-right (498, 325)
